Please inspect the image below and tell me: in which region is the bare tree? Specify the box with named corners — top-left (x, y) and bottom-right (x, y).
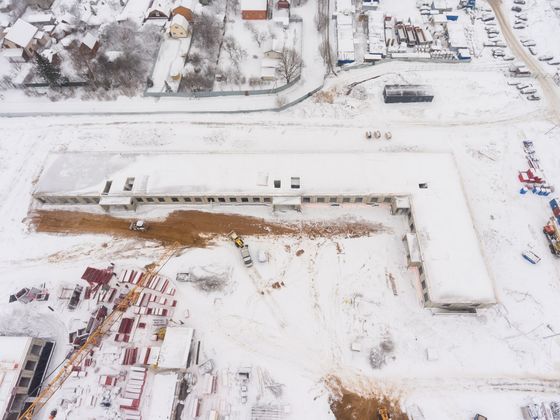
top-left (245, 22), bottom-right (268, 48)
top-left (222, 35), bottom-right (247, 67)
top-left (276, 48), bottom-right (303, 84)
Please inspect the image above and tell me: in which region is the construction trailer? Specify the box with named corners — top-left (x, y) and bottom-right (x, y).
top-left (383, 85), bottom-right (434, 103)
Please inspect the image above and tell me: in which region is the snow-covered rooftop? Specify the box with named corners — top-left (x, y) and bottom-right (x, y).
top-left (145, 373), bottom-right (178, 420)
top-left (0, 337), bottom-right (32, 416)
top-left (4, 19), bottom-right (38, 48)
top-left (35, 152), bottom-right (496, 306)
top-left (157, 327), bottom-right (194, 369)
top-left (171, 13), bottom-right (189, 29)
top-left (81, 33), bottom-right (98, 49)
top-left (240, 0), bottom-right (267, 11)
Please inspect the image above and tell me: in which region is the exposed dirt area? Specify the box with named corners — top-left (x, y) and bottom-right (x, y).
top-left (328, 378), bottom-right (408, 420)
top-left (29, 210), bottom-right (390, 247)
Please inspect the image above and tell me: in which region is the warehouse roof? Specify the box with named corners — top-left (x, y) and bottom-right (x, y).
top-left (35, 152), bottom-right (496, 306)
top-left (157, 327), bottom-right (194, 369)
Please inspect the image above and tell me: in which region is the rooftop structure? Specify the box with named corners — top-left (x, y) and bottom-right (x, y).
top-left (157, 327), bottom-right (194, 370)
top-left (145, 373), bottom-right (179, 420)
top-left (34, 151), bottom-right (496, 310)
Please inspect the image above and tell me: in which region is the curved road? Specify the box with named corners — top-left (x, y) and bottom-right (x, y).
top-left (488, 0), bottom-right (560, 123)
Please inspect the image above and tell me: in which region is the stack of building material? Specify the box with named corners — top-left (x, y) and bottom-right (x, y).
top-left (99, 375), bottom-right (118, 386)
top-left (115, 317), bottom-right (135, 343)
top-left (518, 141), bottom-right (553, 196)
top-left (120, 347), bottom-right (138, 365)
top-left (81, 266), bottom-right (114, 295)
top-left (120, 367), bottom-right (147, 417)
top-left (119, 269), bottom-right (144, 285)
top-left (550, 199), bottom-right (560, 225)
top-left (200, 373), bottom-right (217, 394)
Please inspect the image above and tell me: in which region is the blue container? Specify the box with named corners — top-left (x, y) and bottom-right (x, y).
top-left (520, 186), bottom-right (528, 194)
top-left (538, 188), bottom-right (546, 196)
top-left (550, 199), bottom-right (559, 209)
top-left (544, 190), bottom-right (551, 196)
top-left (532, 187), bottom-right (538, 194)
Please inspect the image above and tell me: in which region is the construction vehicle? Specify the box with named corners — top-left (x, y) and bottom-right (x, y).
top-left (17, 242), bottom-right (181, 420)
top-left (543, 217), bottom-right (560, 256)
top-left (228, 231), bottom-right (245, 248)
top-left (129, 220), bottom-right (147, 232)
top-left (228, 231), bottom-right (253, 267)
top-left (378, 407), bottom-right (390, 420)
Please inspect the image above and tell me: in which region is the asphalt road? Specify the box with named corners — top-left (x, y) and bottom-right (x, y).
top-left (488, 0), bottom-right (560, 123)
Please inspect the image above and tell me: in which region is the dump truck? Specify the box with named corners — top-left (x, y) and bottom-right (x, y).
top-left (543, 217), bottom-right (560, 256)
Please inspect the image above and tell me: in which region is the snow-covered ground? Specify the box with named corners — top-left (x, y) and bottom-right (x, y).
top-left (1, 83), bottom-right (560, 418)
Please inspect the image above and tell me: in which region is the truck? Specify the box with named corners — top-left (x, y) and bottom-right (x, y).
top-left (228, 231), bottom-right (253, 267)
top-left (543, 217), bottom-right (560, 256)
top-left (240, 245), bottom-right (253, 267)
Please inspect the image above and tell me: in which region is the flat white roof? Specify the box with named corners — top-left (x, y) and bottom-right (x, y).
top-left (5, 19), bottom-right (38, 48)
top-left (0, 337), bottom-right (32, 416)
top-left (240, 0), bottom-right (267, 11)
top-left (35, 152), bottom-right (495, 306)
top-left (145, 373), bottom-right (178, 420)
top-left (158, 327), bottom-right (193, 369)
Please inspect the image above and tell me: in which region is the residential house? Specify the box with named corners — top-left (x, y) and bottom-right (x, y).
top-left (27, 0), bottom-right (54, 10)
top-left (1, 48), bottom-right (26, 63)
top-left (171, 0), bottom-right (194, 22)
top-left (145, 0), bottom-right (172, 20)
top-left (240, 0), bottom-right (268, 20)
top-left (2, 19), bottom-right (39, 59)
top-left (169, 14), bottom-right (190, 38)
top-left (79, 32), bottom-right (100, 56)
top-left (263, 39), bottom-right (283, 59)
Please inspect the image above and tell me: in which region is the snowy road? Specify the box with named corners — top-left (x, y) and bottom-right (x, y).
top-left (488, 0), bottom-right (560, 122)
top-left (0, 61), bottom-right (507, 117)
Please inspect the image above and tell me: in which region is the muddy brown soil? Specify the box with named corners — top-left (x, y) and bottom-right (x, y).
top-left (30, 210), bottom-right (389, 247)
top-left (328, 378), bottom-right (408, 420)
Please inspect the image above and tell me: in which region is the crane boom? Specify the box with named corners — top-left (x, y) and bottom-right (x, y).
top-left (18, 243), bottom-right (182, 420)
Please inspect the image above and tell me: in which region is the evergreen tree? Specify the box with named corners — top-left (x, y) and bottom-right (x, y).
top-left (35, 53), bottom-right (63, 87)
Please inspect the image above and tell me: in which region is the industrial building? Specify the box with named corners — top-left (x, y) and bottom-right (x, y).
top-left (0, 337), bottom-right (55, 420)
top-left (33, 151), bottom-right (496, 311)
top-left (383, 84), bottom-right (434, 103)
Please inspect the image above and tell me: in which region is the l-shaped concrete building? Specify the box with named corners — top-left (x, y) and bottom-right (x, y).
top-left (33, 151), bottom-right (496, 312)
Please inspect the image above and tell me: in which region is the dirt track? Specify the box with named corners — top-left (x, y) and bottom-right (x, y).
top-left (328, 378), bottom-right (408, 420)
top-left (29, 210), bottom-right (389, 247)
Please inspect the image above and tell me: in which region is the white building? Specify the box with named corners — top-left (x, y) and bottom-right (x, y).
top-left (145, 373), bottom-right (179, 420)
top-left (33, 151), bottom-right (496, 311)
top-left (335, 0), bottom-right (355, 64)
top-left (0, 337), bottom-right (54, 420)
top-left (366, 11), bottom-right (386, 59)
top-left (157, 327), bottom-right (194, 370)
